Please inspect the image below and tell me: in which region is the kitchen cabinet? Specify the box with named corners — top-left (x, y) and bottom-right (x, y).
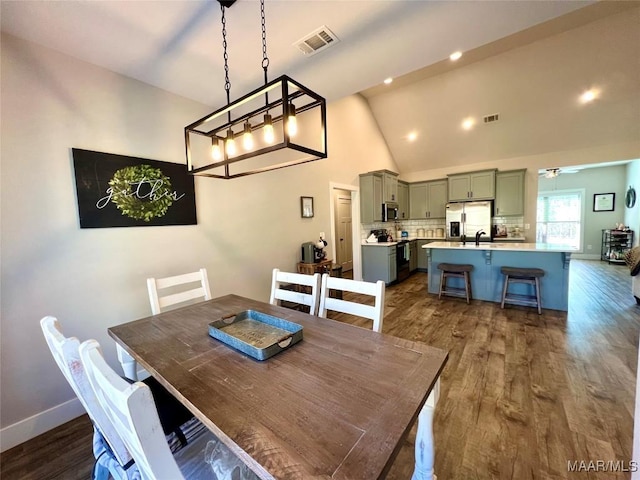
top-left (409, 240), bottom-right (417, 272)
top-left (362, 245), bottom-right (397, 285)
top-left (359, 173), bottom-right (383, 223)
top-left (448, 170), bottom-right (496, 201)
top-left (383, 171), bottom-right (398, 203)
top-left (417, 240), bottom-right (432, 271)
top-left (397, 181), bottom-right (409, 220)
top-left (360, 170), bottom-right (399, 223)
top-left (409, 180), bottom-right (447, 219)
top-left (495, 169), bottom-right (525, 216)
top-left (601, 230), bottom-right (633, 264)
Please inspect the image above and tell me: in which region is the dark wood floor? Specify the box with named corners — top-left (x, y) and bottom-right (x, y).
top-left (2, 260), bottom-right (638, 479)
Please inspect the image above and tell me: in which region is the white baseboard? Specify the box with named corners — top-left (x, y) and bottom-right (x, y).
top-left (0, 398), bottom-right (85, 452)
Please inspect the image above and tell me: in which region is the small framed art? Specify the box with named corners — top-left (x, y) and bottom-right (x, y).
top-left (593, 193), bottom-right (615, 212)
top-left (301, 196), bottom-right (314, 218)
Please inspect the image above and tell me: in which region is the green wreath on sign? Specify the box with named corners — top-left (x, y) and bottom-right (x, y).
top-left (109, 165), bottom-right (174, 221)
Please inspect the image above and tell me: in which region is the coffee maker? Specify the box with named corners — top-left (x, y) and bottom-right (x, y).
top-left (301, 239), bottom-right (327, 263)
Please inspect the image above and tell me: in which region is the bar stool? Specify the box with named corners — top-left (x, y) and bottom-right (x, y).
top-left (500, 267), bottom-right (545, 314)
top-left (437, 263), bottom-right (474, 304)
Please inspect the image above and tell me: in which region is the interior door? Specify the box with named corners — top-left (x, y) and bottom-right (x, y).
top-left (334, 190), bottom-right (353, 272)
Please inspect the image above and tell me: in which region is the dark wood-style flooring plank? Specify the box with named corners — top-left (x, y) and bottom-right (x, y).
top-left (1, 260), bottom-right (638, 479)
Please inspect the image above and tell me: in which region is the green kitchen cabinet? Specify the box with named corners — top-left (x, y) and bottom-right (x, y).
top-left (409, 240), bottom-right (418, 272)
top-left (495, 169), bottom-right (525, 216)
top-left (417, 240), bottom-right (432, 271)
top-left (448, 170), bottom-right (496, 201)
top-left (383, 171), bottom-right (398, 203)
top-left (409, 180), bottom-right (447, 219)
top-left (397, 181), bottom-right (409, 220)
top-left (362, 245), bottom-right (397, 285)
top-left (359, 173), bottom-right (383, 223)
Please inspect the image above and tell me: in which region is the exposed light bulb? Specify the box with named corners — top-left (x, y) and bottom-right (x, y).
top-left (211, 138), bottom-right (222, 160)
top-left (242, 121), bottom-right (253, 150)
top-left (384, 77), bottom-right (393, 85)
top-left (287, 104), bottom-right (297, 137)
top-left (263, 114), bottom-right (274, 144)
top-left (225, 129), bottom-right (236, 156)
top-left (407, 131), bottom-right (417, 142)
top-left (450, 51), bottom-right (462, 61)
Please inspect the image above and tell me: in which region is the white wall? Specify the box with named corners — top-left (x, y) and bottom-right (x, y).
top-left (0, 33), bottom-right (397, 449)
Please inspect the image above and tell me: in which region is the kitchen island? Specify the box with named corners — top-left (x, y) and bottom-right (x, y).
top-left (422, 242), bottom-right (578, 311)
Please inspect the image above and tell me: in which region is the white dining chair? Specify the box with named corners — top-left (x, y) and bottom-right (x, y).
top-left (118, 268), bottom-right (212, 380)
top-left (40, 316), bottom-right (132, 480)
top-left (80, 339), bottom-right (258, 480)
top-left (317, 274), bottom-right (386, 333)
top-left (269, 268), bottom-right (321, 315)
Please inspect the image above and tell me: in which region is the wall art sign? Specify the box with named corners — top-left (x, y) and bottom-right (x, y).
top-left (593, 192), bottom-right (615, 212)
top-left (72, 148), bottom-right (197, 228)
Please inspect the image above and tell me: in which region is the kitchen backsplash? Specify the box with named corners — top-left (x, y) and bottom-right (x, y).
top-left (492, 216), bottom-right (525, 238)
top-left (361, 216), bottom-right (525, 240)
top-left (361, 218), bottom-right (445, 240)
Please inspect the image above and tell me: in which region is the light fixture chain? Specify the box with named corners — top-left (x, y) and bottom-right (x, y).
top-left (260, 0), bottom-right (269, 75)
top-left (220, 3), bottom-right (231, 102)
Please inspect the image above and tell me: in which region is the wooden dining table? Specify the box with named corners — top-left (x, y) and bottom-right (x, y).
top-left (108, 294), bottom-right (448, 480)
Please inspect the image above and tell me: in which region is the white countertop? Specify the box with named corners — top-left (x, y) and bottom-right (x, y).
top-left (421, 241), bottom-right (578, 253)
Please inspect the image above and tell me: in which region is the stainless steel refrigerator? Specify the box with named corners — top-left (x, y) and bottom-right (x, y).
top-left (445, 201), bottom-right (493, 242)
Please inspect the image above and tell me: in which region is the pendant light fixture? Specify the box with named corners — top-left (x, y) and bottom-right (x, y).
top-left (184, 0), bottom-right (327, 179)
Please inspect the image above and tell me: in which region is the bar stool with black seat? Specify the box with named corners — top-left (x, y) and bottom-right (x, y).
top-left (500, 266), bottom-right (545, 314)
top-left (437, 263), bottom-right (474, 304)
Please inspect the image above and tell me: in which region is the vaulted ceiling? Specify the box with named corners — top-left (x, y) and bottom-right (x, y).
top-left (3, 1), bottom-right (636, 175)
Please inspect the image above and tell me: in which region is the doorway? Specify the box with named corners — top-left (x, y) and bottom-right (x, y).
top-left (333, 189), bottom-right (353, 273)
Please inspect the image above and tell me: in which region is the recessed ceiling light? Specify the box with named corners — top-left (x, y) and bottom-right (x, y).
top-left (580, 89), bottom-right (598, 103)
top-left (461, 118), bottom-right (474, 130)
top-left (383, 77), bottom-right (393, 85)
top-left (407, 131), bottom-right (417, 142)
top-left (450, 51), bottom-right (462, 61)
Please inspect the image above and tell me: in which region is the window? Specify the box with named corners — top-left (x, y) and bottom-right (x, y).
top-left (536, 190), bottom-right (583, 249)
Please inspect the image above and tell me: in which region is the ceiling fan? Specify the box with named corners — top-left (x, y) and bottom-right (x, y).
top-left (539, 167), bottom-right (580, 178)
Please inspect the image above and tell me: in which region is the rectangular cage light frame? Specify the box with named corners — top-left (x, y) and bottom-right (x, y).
top-left (185, 75), bottom-right (327, 179)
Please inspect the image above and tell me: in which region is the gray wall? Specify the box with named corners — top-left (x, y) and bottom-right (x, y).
top-left (538, 165), bottom-right (628, 257)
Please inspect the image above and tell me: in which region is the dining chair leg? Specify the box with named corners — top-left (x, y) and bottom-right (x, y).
top-left (411, 378), bottom-right (439, 480)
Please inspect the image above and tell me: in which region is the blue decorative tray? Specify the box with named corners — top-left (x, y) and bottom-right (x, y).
top-left (208, 310), bottom-right (303, 361)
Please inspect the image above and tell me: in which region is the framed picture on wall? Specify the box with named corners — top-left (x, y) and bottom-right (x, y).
top-left (593, 193), bottom-right (615, 212)
top-left (301, 196), bottom-right (314, 218)
top-left (72, 148), bottom-right (197, 228)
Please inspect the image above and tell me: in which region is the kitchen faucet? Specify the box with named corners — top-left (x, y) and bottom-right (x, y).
top-left (475, 230), bottom-right (485, 246)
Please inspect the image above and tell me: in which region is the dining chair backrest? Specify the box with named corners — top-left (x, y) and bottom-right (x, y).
top-left (118, 268), bottom-right (212, 381)
top-left (79, 339), bottom-right (186, 480)
top-left (269, 269), bottom-right (321, 315)
top-left (147, 268), bottom-right (212, 315)
top-left (317, 275), bottom-right (386, 333)
top-left (39, 316), bottom-right (132, 467)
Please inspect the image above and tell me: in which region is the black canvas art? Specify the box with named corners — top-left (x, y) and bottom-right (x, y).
top-left (72, 148), bottom-right (197, 228)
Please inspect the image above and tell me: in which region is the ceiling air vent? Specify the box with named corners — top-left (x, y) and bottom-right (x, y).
top-left (483, 113), bottom-right (500, 124)
top-left (294, 26), bottom-right (339, 56)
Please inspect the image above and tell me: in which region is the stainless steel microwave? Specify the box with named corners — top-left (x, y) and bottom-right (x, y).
top-left (382, 203), bottom-right (398, 222)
